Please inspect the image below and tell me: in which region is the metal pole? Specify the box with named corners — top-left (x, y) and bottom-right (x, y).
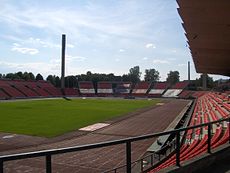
top-left (46, 155), bottom-right (52, 173)
top-left (61, 34), bottom-right (66, 90)
top-left (0, 160), bottom-right (3, 173)
top-left (202, 73), bottom-right (207, 90)
top-left (229, 118), bottom-right (230, 144)
top-left (151, 154), bottom-right (153, 166)
top-left (188, 61), bottom-right (190, 83)
top-left (176, 132), bottom-right (180, 167)
top-left (208, 124), bottom-right (212, 153)
top-left (126, 141), bottom-right (132, 173)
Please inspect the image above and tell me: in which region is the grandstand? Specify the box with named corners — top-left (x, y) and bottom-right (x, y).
top-left (26, 80), bottom-right (50, 97)
top-left (97, 81), bottom-right (113, 97)
top-left (0, 80), bottom-right (65, 99)
top-left (37, 80), bottom-right (62, 97)
top-left (8, 80), bottom-right (39, 97)
top-left (163, 81), bottom-right (188, 98)
top-left (0, 80), bottom-right (26, 99)
top-left (148, 82), bottom-right (168, 97)
top-left (132, 82), bottom-right (150, 97)
top-left (150, 92), bottom-right (230, 172)
top-left (63, 88), bottom-right (79, 97)
top-left (0, 89), bottom-right (9, 100)
top-left (0, 80), bottom-right (194, 100)
top-left (179, 90), bottom-right (208, 99)
top-left (178, 90), bottom-right (194, 99)
top-left (78, 81), bottom-right (96, 97)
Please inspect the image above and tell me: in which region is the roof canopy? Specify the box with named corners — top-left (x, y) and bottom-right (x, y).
top-left (177, 0), bottom-right (230, 76)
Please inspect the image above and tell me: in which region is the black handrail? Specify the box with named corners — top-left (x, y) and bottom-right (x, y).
top-left (0, 116), bottom-right (229, 173)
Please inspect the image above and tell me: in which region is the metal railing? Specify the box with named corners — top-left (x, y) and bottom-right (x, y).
top-left (0, 117), bottom-right (229, 173)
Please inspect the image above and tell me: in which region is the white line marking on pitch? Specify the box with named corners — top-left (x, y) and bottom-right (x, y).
top-left (79, 123), bottom-right (110, 131)
top-left (2, 135), bottom-right (15, 139)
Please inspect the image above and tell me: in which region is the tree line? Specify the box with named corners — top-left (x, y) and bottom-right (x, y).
top-left (0, 65), bottom-right (216, 89)
top-left (0, 66), bottom-right (181, 87)
top-left (0, 72), bottom-right (44, 81)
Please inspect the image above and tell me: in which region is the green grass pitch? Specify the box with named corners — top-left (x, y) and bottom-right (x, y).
top-left (0, 98), bottom-right (159, 137)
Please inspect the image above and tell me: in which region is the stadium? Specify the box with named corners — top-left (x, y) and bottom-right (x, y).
top-left (0, 0), bottom-right (230, 173)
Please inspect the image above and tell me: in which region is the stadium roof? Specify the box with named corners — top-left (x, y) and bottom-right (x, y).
top-left (177, 0), bottom-right (230, 77)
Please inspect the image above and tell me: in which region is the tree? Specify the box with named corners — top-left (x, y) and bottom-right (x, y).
top-left (22, 72), bottom-right (30, 80)
top-left (144, 68), bottom-right (160, 82)
top-left (28, 72), bottom-right (35, 80)
top-left (55, 76), bottom-right (61, 87)
top-left (46, 75), bottom-right (56, 85)
top-left (5, 73), bottom-right (15, 79)
top-left (128, 66), bottom-right (141, 83)
top-left (16, 71), bottom-right (23, 79)
top-left (36, 73), bottom-right (44, 81)
top-left (122, 74), bottom-right (130, 82)
top-left (166, 71), bottom-right (180, 85)
top-left (64, 76), bottom-right (77, 88)
top-left (195, 74), bottom-right (214, 89)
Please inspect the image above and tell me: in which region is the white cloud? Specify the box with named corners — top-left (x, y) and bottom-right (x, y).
top-left (66, 55), bottom-right (86, 62)
top-left (0, 0), bottom-right (172, 44)
top-left (119, 49), bottom-right (125, 52)
top-left (153, 59), bottom-right (169, 64)
top-left (67, 44), bottom-right (75, 48)
top-left (115, 58), bottom-right (120, 62)
top-left (28, 37), bottom-right (74, 49)
top-left (11, 44), bottom-right (39, 55)
top-left (13, 43), bottom-right (20, 47)
top-left (142, 57), bottom-right (148, 60)
top-left (28, 37), bottom-right (60, 48)
top-left (50, 59), bottom-right (60, 64)
top-left (167, 57), bottom-right (176, 61)
top-left (145, 43), bottom-right (156, 49)
top-left (178, 63), bottom-right (186, 67)
top-left (10, 36), bottom-right (77, 56)
top-left (0, 61), bottom-right (59, 76)
top-left (8, 36), bottom-right (75, 49)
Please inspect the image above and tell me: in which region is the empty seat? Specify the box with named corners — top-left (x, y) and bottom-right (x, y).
top-left (79, 81), bottom-right (95, 97)
top-left (148, 82), bottom-right (169, 97)
top-left (132, 82), bottom-right (150, 97)
top-left (97, 82), bottom-right (113, 97)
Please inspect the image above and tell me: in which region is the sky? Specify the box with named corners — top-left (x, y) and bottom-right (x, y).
top-left (0, 0), bottom-right (228, 81)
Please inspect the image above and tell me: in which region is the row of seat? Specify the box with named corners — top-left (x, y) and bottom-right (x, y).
top-left (0, 80), bottom-right (62, 99)
top-left (149, 92), bottom-right (229, 172)
top-left (179, 90), bottom-right (208, 98)
top-left (0, 80), bottom-right (189, 99)
top-left (79, 81), bottom-right (188, 97)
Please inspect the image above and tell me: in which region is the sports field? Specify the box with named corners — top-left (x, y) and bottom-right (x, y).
top-left (0, 98), bottom-right (159, 137)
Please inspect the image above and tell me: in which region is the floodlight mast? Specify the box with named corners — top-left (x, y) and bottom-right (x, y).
top-left (188, 61), bottom-right (190, 83)
top-left (61, 34), bottom-right (66, 90)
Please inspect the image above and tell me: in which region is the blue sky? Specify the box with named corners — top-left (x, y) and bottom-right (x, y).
top-left (0, 0), bottom-right (227, 81)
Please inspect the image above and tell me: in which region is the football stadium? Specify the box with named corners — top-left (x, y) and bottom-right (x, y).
top-left (0, 0), bottom-right (230, 173)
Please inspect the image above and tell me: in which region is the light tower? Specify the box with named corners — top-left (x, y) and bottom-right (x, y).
top-left (188, 61), bottom-right (190, 83)
top-left (61, 34), bottom-right (66, 90)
